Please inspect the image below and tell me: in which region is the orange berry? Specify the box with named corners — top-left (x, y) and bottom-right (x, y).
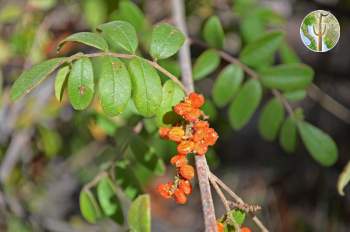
top-left (178, 179), bottom-right (192, 195)
top-left (188, 92), bottom-right (205, 108)
top-left (170, 154), bottom-right (188, 167)
top-left (193, 128), bottom-right (206, 142)
top-left (174, 188), bottom-right (187, 204)
top-left (241, 227), bottom-right (251, 232)
top-left (204, 128), bottom-right (218, 146)
top-left (174, 102), bottom-right (192, 116)
top-left (193, 141), bottom-right (208, 156)
top-left (177, 140), bottom-right (194, 154)
top-left (168, 126), bottom-right (185, 142)
top-left (183, 108), bottom-right (201, 122)
top-left (157, 183), bottom-right (173, 199)
top-left (179, 164), bottom-right (195, 180)
top-left (194, 120), bottom-right (209, 129)
top-left (217, 222), bottom-right (224, 232)
top-left (159, 127), bottom-right (170, 139)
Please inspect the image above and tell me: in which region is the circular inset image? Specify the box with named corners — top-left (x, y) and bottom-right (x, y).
top-left (300, 10), bottom-right (340, 52)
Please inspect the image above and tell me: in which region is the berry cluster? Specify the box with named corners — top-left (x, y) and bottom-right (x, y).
top-left (216, 222), bottom-right (251, 232)
top-left (157, 93), bottom-right (218, 204)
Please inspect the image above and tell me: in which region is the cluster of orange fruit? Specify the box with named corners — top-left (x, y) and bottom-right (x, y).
top-left (157, 93), bottom-right (218, 204)
top-left (217, 222), bottom-right (251, 232)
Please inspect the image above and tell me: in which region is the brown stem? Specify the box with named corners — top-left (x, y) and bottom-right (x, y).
top-left (171, 1), bottom-right (217, 231)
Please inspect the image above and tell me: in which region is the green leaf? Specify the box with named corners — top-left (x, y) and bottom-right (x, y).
top-left (128, 194), bottom-right (151, 232)
top-left (240, 15), bottom-right (265, 43)
top-left (279, 42), bottom-right (300, 64)
top-left (114, 160), bottom-right (142, 200)
top-left (212, 64), bottom-right (243, 107)
top-left (79, 189), bottom-right (102, 223)
top-left (202, 16), bottom-right (225, 49)
top-left (58, 32), bottom-right (108, 52)
top-left (97, 176), bottom-right (124, 224)
top-left (228, 209), bottom-right (246, 225)
top-left (156, 80), bottom-right (185, 125)
top-left (10, 57), bottom-right (65, 101)
top-left (338, 161), bottom-right (350, 196)
top-left (68, 57), bottom-right (94, 110)
top-left (97, 21), bottom-right (138, 54)
top-left (38, 126), bottom-right (62, 158)
top-left (279, 116), bottom-right (297, 153)
top-left (128, 57), bottom-right (162, 117)
top-left (202, 98), bottom-right (217, 121)
top-left (298, 121), bottom-right (338, 166)
top-left (113, 1), bottom-right (146, 32)
top-left (193, 49), bottom-right (220, 80)
top-left (260, 64), bottom-right (314, 91)
top-left (82, 0), bottom-right (107, 28)
top-left (54, 65), bottom-right (70, 102)
top-left (284, 90), bottom-right (306, 102)
top-left (150, 23), bottom-right (185, 60)
top-left (258, 98), bottom-right (284, 141)
top-left (228, 79), bottom-right (262, 130)
top-left (239, 31), bottom-right (284, 68)
top-left (97, 56), bottom-right (131, 116)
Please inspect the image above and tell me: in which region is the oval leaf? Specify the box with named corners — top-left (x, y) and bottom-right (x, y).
top-left (68, 57), bottom-right (94, 110)
top-left (58, 32), bottom-right (109, 52)
top-left (283, 90), bottom-right (306, 102)
top-left (212, 64), bottom-right (243, 107)
top-left (193, 49), bottom-right (220, 80)
top-left (298, 121), bottom-right (338, 166)
top-left (54, 65), bottom-right (70, 102)
top-left (338, 161), bottom-right (350, 196)
top-left (112, 1), bottom-right (145, 32)
top-left (202, 15), bottom-right (225, 49)
top-left (79, 189), bottom-right (102, 223)
top-left (128, 194), bottom-right (151, 232)
top-left (150, 23), bottom-right (185, 60)
top-left (228, 79), bottom-right (262, 130)
top-left (10, 57), bottom-right (66, 101)
top-left (97, 56), bottom-right (131, 116)
top-left (239, 31), bottom-right (284, 68)
top-left (279, 116), bottom-right (297, 153)
top-left (260, 64), bottom-right (314, 91)
top-left (97, 176), bottom-right (124, 224)
top-left (114, 160), bottom-right (142, 200)
top-left (128, 57), bottom-right (162, 117)
top-left (97, 20), bottom-right (138, 54)
top-left (258, 98), bottom-right (284, 141)
top-left (156, 80), bottom-right (185, 125)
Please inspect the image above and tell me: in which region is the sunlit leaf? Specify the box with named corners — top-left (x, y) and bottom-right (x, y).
top-left (258, 98), bottom-right (284, 141)
top-left (193, 49), bottom-right (220, 80)
top-left (79, 189), bottom-right (102, 223)
top-left (54, 65), bottom-right (70, 102)
top-left (128, 57), bottom-right (162, 117)
top-left (202, 16), bottom-right (224, 49)
top-left (97, 21), bottom-right (138, 54)
top-left (68, 57), bottom-right (95, 110)
top-left (97, 176), bottom-right (124, 224)
top-left (10, 57), bottom-right (66, 101)
top-left (240, 31), bottom-right (283, 68)
top-left (228, 79), bottom-right (262, 130)
top-left (298, 121), bottom-right (338, 166)
top-left (58, 32), bottom-right (109, 52)
top-left (97, 56), bottom-right (131, 116)
top-left (150, 23), bottom-right (185, 60)
top-left (212, 64), bottom-right (243, 107)
top-left (128, 194), bottom-right (151, 232)
top-left (338, 161), bottom-right (350, 196)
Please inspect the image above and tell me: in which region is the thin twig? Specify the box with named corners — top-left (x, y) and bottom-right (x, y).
top-left (308, 84), bottom-right (350, 124)
top-left (171, 1), bottom-right (217, 231)
top-left (210, 172), bottom-right (269, 232)
top-left (191, 39), bottom-right (294, 117)
top-left (209, 176), bottom-right (240, 231)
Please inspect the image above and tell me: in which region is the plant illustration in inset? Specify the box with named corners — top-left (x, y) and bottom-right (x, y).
top-left (300, 10), bottom-right (340, 52)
